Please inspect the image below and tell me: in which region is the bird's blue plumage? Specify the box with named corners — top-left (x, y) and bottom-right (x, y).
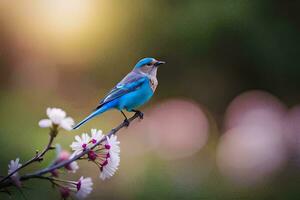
top-left (134, 58), bottom-right (154, 68)
top-left (116, 77), bottom-right (153, 111)
top-left (73, 57), bottom-right (165, 130)
top-left (99, 75), bottom-right (148, 106)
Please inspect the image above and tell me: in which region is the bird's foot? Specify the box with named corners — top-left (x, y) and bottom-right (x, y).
top-left (135, 111), bottom-right (144, 120)
top-left (123, 119), bottom-right (130, 127)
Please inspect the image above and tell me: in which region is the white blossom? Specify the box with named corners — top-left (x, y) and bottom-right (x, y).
top-left (90, 129), bottom-right (104, 144)
top-left (99, 155), bottom-right (120, 180)
top-left (70, 133), bottom-right (90, 156)
top-left (70, 130), bottom-right (121, 180)
top-left (75, 177), bottom-right (93, 199)
top-left (8, 158), bottom-right (22, 186)
top-left (38, 108), bottom-right (74, 131)
top-left (99, 136), bottom-right (120, 180)
top-left (58, 177), bottom-right (93, 199)
top-left (106, 135), bottom-right (121, 154)
top-left (8, 158), bottom-right (22, 176)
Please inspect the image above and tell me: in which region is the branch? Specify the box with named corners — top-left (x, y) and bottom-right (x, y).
top-left (0, 112), bottom-right (141, 189)
top-left (0, 133), bottom-right (55, 184)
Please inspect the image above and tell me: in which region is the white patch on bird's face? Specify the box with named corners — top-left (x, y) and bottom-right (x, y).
top-left (134, 63), bottom-right (159, 92)
top-left (140, 65), bottom-right (152, 74)
top-left (136, 64), bottom-right (157, 76)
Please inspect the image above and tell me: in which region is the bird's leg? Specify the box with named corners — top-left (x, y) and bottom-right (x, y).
top-left (132, 109), bottom-right (144, 119)
top-left (121, 111), bottom-right (130, 127)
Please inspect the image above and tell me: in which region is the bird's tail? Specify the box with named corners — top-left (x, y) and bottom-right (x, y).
top-left (73, 105), bottom-right (109, 130)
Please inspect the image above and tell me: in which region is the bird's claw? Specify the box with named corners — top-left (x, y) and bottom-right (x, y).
top-left (136, 111), bottom-right (144, 119)
top-left (123, 119), bottom-right (130, 127)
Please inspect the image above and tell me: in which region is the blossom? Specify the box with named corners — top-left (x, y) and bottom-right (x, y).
top-left (75, 177), bottom-right (93, 199)
top-left (87, 135), bottom-right (121, 180)
top-left (90, 129), bottom-right (104, 144)
top-left (99, 154), bottom-right (120, 180)
top-left (106, 135), bottom-right (121, 154)
top-left (70, 133), bottom-right (90, 156)
top-left (70, 129), bottom-right (104, 156)
top-left (39, 108), bottom-right (74, 131)
top-left (99, 135), bottom-right (120, 180)
top-left (67, 161), bottom-right (79, 173)
top-left (8, 158), bottom-right (22, 186)
top-left (53, 144), bottom-right (79, 174)
top-left (70, 129), bottom-right (121, 180)
top-left (8, 158), bottom-right (22, 176)
top-left (58, 177), bottom-right (93, 199)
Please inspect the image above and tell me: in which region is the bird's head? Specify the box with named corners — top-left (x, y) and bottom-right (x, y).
top-left (133, 57), bottom-right (165, 75)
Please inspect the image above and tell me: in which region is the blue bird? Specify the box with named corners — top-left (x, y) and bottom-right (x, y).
top-left (73, 57), bottom-right (165, 129)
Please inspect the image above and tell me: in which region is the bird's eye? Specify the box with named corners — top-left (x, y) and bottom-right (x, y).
top-left (146, 63), bottom-right (152, 66)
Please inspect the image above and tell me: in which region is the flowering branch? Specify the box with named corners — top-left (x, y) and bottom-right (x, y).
top-left (26, 111), bottom-right (140, 178)
top-left (0, 108), bottom-right (141, 199)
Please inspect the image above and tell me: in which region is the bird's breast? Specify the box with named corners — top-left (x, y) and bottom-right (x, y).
top-left (149, 76), bottom-right (158, 92)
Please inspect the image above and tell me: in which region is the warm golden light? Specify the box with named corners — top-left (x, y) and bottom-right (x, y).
top-left (0, 1), bottom-right (133, 67)
top-left (37, 0), bottom-right (94, 35)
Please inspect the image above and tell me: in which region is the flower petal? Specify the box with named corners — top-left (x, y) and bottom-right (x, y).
top-left (69, 161), bottom-right (79, 173)
top-left (90, 129), bottom-right (104, 143)
top-left (60, 117), bottom-right (75, 131)
top-left (76, 177), bottom-right (93, 199)
top-left (38, 119), bottom-right (52, 128)
top-left (47, 108), bottom-right (66, 124)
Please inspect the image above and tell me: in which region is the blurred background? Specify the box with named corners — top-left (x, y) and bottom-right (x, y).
top-left (1, 0), bottom-right (300, 199)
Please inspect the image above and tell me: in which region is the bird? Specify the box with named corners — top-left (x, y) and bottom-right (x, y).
top-left (73, 57), bottom-right (165, 129)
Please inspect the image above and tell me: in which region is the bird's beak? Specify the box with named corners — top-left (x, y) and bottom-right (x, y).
top-left (154, 60), bottom-right (166, 66)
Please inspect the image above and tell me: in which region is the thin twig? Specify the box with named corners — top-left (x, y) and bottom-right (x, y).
top-left (0, 112), bottom-right (141, 189)
top-left (0, 133), bottom-right (55, 184)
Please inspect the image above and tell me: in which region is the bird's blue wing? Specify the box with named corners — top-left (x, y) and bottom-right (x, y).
top-left (75, 72), bottom-right (148, 129)
top-left (96, 72), bottom-right (147, 109)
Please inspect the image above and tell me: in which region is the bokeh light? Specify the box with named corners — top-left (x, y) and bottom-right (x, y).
top-left (120, 99), bottom-right (210, 160)
top-left (217, 125), bottom-right (287, 186)
top-left (146, 99), bottom-right (209, 160)
top-left (218, 90), bottom-right (289, 186)
top-left (223, 90), bottom-right (287, 131)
